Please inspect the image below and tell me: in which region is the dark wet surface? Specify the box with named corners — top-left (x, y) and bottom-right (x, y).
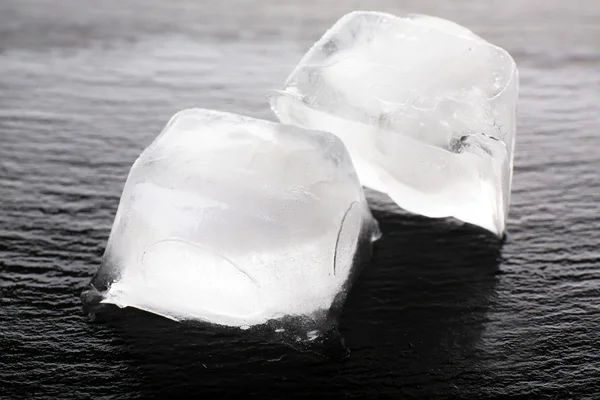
top-left (1, 0), bottom-right (599, 398)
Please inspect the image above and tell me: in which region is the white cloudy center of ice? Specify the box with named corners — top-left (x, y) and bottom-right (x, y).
top-left (271, 11), bottom-right (518, 236)
top-left (87, 109), bottom-right (378, 327)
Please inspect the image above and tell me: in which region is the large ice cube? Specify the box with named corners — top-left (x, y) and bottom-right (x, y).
top-left (82, 108), bottom-right (379, 328)
top-left (270, 11), bottom-right (519, 236)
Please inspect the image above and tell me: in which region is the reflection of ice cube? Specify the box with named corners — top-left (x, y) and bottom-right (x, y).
top-left (82, 108), bottom-right (379, 328)
top-left (270, 11), bottom-right (519, 236)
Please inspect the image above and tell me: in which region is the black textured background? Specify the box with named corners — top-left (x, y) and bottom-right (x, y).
top-left (1, 1), bottom-right (599, 398)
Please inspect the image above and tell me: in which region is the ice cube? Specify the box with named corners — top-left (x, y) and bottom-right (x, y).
top-left (270, 11), bottom-right (519, 236)
top-left (82, 108), bottom-right (379, 328)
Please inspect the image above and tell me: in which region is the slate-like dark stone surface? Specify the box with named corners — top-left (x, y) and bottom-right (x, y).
top-left (1, 1), bottom-right (599, 398)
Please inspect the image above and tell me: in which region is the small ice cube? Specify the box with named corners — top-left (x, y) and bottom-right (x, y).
top-left (270, 11), bottom-right (519, 236)
top-left (82, 108), bottom-right (379, 328)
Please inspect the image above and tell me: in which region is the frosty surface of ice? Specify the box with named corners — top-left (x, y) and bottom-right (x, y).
top-left (83, 109), bottom-right (379, 328)
top-left (270, 11), bottom-right (519, 236)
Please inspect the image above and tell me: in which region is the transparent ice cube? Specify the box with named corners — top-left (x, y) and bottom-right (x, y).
top-left (270, 11), bottom-right (519, 236)
top-left (82, 108), bottom-right (379, 328)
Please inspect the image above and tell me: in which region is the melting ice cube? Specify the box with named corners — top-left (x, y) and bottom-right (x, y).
top-left (82, 108), bottom-right (379, 329)
top-left (270, 11), bottom-right (519, 236)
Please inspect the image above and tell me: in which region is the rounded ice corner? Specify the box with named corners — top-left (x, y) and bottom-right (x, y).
top-left (267, 90), bottom-right (300, 125)
top-left (153, 108), bottom-right (197, 142)
top-left (268, 90), bottom-right (318, 134)
top-left (150, 108), bottom-right (241, 149)
top-left (484, 50), bottom-right (519, 103)
top-left (267, 89), bottom-right (291, 114)
top-left (285, 11), bottom-right (396, 85)
top-left (333, 10), bottom-right (398, 27)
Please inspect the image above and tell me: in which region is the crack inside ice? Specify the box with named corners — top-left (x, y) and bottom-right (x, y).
top-left (270, 11), bottom-right (519, 236)
top-left (82, 108), bottom-right (379, 338)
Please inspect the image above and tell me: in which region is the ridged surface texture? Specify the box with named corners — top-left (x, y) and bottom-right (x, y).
top-left (1, 0), bottom-right (599, 398)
